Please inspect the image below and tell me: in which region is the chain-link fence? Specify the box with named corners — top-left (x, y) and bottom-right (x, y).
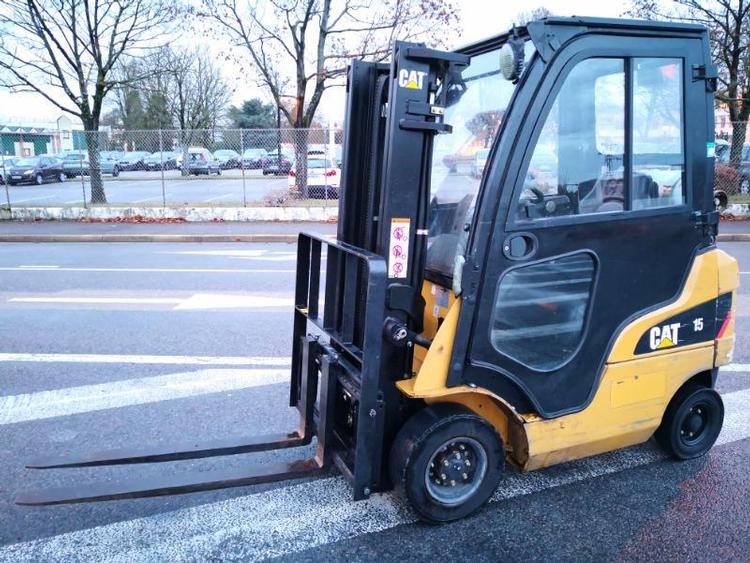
top-left (714, 126), bottom-right (749, 199)
top-left (0, 127), bottom-right (343, 210)
top-left (1, 121), bottom-right (748, 212)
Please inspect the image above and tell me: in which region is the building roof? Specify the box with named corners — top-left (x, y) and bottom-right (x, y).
top-left (0, 125), bottom-right (56, 136)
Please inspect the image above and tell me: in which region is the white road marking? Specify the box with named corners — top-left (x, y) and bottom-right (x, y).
top-left (2, 385), bottom-right (749, 562)
top-left (9, 195), bottom-right (55, 203)
top-left (132, 195), bottom-right (166, 203)
top-left (719, 363), bottom-right (750, 372)
top-left (164, 249), bottom-right (303, 263)
top-left (63, 199), bottom-right (85, 204)
top-left (17, 265), bottom-right (59, 269)
top-left (174, 294), bottom-right (293, 310)
top-left (5, 293), bottom-right (294, 309)
top-left (0, 352), bottom-right (292, 366)
top-left (8, 297), bottom-right (183, 305)
top-left (0, 267), bottom-right (296, 273)
top-left (0, 368), bottom-right (289, 425)
top-left (203, 193), bottom-right (234, 202)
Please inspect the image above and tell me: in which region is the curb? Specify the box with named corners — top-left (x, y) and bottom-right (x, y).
top-left (0, 206), bottom-right (338, 222)
top-left (0, 234), bottom-right (300, 243)
top-left (1, 233), bottom-right (746, 243)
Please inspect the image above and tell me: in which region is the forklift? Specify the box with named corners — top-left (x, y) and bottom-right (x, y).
top-left (18, 16), bottom-right (738, 522)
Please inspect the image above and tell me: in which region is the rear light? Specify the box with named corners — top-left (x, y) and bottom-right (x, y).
top-left (325, 169), bottom-right (337, 177)
top-left (289, 170), bottom-right (296, 177)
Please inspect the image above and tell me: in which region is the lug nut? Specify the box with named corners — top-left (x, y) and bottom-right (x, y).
top-left (462, 473), bottom-right (468, 480)
top-left (450, 480), bottom-right (456, 487)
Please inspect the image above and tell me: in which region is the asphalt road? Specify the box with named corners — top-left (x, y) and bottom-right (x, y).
top-left (0, 241), bottom-right (749, 561)
top-left (2, 169), bottom-right (291, 206)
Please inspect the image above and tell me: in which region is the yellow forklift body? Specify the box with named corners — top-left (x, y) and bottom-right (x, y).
top-left (399, 249), bottom-right (739, 471)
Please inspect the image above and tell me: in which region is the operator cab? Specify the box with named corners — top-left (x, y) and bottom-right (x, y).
top-left (423, 18), bottom-right (717, 417)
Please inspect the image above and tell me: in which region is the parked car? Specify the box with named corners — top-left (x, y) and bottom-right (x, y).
top-left (187, 147), bottom-right (221, 175)
top-left (117, 151), bottom-right (151, 171)
top-left (6, 155), bottom-right (65, 185)
top-left (213, 149), bottom-right (241, 169)
top-left (62, 150), bottom-right (122, 178)
top-left (288, 157), bottom-right (340, 198)
top-left (99, 151), bottom-right (122, 176)
top-left (262, 153), bottom-right (293, 176)
top-left (143, 151), bottom-right (179, 171)
top-left (470, 148), bottom-right (490, 178)
top-left (241, 148), bottom-right (268, 169)
top-left (0, 156), bottom-right (18, 184)
top-left (62, 151), bottom-right (89, 178)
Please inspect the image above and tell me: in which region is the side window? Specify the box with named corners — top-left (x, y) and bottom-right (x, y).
top-left (632, 58), bottom-right (685, 209)
top-left (517, 58), bottom-right (626, 219)
top-left (490, 253), bottom-right (596, 371)
top-left (516, 57), bottom-right (687, 221)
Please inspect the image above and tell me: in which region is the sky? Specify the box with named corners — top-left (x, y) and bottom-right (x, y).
top-left (0, 0), bottom-right (628, 127)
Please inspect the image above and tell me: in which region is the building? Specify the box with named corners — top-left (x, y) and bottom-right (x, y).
top-left (0, 115), bottom-right (80, 157)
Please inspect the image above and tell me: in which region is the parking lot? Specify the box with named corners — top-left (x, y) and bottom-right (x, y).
top-left (2, 169), bottom-right (293, 207)
top-left (0, 240), bottom-right (749, 561)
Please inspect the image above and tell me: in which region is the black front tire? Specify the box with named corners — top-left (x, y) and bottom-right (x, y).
top-left (389, 403), bottom-right (504, 523)
top-left (655, 385), bottom-right (723, 460)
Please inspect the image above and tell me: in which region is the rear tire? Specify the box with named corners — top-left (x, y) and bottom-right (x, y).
top-left (389, 403), bottom-right (504, 523)
top-left (655, 385), bottom-right (723, 460)
top-left (112, 166), bottom-right (120, 178)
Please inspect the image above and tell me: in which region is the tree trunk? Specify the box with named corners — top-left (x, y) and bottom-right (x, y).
top-left (85, 129), bottom-right (106, 204)
top-left (293, 129), bottom-right (309, 198)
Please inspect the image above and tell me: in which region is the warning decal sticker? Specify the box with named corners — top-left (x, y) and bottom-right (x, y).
top-left (388, 218), bottom-right (410, 279)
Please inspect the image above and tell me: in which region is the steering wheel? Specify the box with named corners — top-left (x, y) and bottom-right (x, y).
top-left (524, 186), bottom-right (545, 204)
top-left (597, 195), bottom-right (625, 213)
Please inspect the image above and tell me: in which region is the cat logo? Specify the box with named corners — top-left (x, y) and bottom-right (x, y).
top-left (649, 322), bottom-right (681, 350)
top-left (398, 69), bottom-right (427, 90)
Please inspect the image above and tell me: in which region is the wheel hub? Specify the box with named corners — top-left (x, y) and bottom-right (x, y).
top-left (425, 437), bottom-right (487, 506)
top-left (680, 405), bottom-right (708, 442)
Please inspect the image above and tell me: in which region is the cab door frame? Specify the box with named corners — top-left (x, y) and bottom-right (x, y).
top-left (447, 25), bottom-right (715, 418)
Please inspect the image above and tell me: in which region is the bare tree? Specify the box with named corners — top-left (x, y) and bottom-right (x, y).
top-left (197, 0), bottom-right (458, 195)
top-left (109, 60), bottom-right (148, 130)
top-left (628, 0), bottom-right (750, 166)
top-left (0, 0), bottom-right (175, 203)
top-left (144, 47), bottom-right (232, 174)
top-left (512, 6), bottom-right (554, 26)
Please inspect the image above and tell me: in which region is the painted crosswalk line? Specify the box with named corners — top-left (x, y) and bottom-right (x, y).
top-left (0, 369), bottom-right (289, 425)
top-left (1, 386), bottom-right (748, 562)
top-left (5, 293), bottom-right (294, 310)
top-left (0, 352), bottom-right (292, 366)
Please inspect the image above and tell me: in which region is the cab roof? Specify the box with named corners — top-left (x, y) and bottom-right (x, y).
top-left (458, 16), bottom-right (707, 55)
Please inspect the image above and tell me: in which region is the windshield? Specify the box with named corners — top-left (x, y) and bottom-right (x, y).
top-left (425, 40), bottom-right (533, 280)
top-left (15, 158), bottom-right (39, 166)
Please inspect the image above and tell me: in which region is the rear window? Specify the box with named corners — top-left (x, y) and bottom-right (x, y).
top-left (308, 159), bottom-right (331, 168)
